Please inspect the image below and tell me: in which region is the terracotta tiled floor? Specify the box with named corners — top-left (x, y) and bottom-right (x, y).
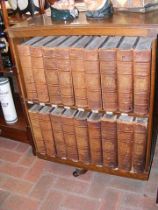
top-left (0, 136), bottom-right (158, 210)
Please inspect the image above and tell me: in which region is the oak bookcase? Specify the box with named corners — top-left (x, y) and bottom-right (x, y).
top-left (7, 11), bottom-right (158, 180)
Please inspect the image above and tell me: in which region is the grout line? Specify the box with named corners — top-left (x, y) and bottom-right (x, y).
top-left (49, 186), bottom-right (101, 202)
top-left (0, 156), bottom-right (31, 169)
top-left (16, 147), bottom-right (32, 164)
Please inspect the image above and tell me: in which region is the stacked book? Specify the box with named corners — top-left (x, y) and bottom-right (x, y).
top-left (38, 106), bottom-right (56, 157)
top-left (117, 37), bottom-right (138, 113)
top-left (74, 110), bottom-right (90, 163)
top-left (99, 36), bottom-right (121, 112)
top-left (28, 104), bottom-right (46, 155)
top-left (133, 37), bottom-right (152, 115)
top-left (18, 37), bottom-right (42, 101)
top-left (56, 36), bottom-right (80, 106)
top-left (28, 104), bottom-right (148, 173)
top-left (30, 36), bottom-right (55, 102)
top-left (43, 36), bottom-right (68, 104)
top-left (18, 35), bottom-right (152, 115)
top-left (84, 36), bottom-right (106, 110)
top-left (101, 113), bottom-right (117, 168)
top-left (117, 115), bottom-right (134, 171)
top-left (51, 107), bottom-right (66, 158)
top-left (88, 112), bottom-right (103, 165)
top-left (70, 36), bottom-right (92, 108)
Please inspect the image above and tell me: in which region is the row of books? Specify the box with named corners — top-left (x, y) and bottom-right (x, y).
top-left (18, 35), bottom-right (153, 115)
top-left (29, 104), bottom-right (148, 173)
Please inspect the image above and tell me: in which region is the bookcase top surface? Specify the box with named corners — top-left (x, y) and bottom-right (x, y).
top-left (7, 11), bottom-right (158, 38)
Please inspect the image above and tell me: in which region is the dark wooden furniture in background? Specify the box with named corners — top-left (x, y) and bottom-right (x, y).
top-left (0, 0), bottom-right (33, 144)
top-left (7, 11), bottom-right (158, 180)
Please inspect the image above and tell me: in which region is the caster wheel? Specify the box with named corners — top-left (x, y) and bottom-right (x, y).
top-left (73, 171), bottom-right (79, 177)
top-left (72, 168), bottom-right (87, 177)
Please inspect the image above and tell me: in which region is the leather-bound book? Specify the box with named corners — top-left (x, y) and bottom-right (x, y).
top-left (17, 37), bottom-right (43, 101)
top-left (117, 37), bottom-right (138, 113)
top-left (70, 36), bottom-right (92, 108)
top-left (30, 36), bottom-right (56, 102)
top-left (84, 36), bottom-right (107, 110)
top-left (99, 36), bottom-right (122, 112)
top-left (74, 110), bottom-right (90, 163)
top-left (133, 117), bottom-right (148, 173)
top-left (43, 36), bottom-right (68, 104)
top-left (101, 113), bottom-right (117, 168)
top-left (133, 37), bottom-right (152, 115)
top-left (39, 106), bottom-right (56, 157)
top-left (50, 107), bottom-right (66, 159)
top-left (28, 104), bottom-right (46, 155)
top-left (87, 112), bottom-right (103, 165)
top-left (117, 115), bottom-right (134, 171)
top-left (61, 108), bottom-right (78, 161)
top-left (56, 36), bottom-right (81, 106)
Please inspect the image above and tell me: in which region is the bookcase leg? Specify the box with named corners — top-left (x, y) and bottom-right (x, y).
top-left (73, 168), bottom-right (87, 177)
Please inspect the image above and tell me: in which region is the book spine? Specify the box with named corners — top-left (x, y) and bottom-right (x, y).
top-left (56, 48), bottom-right (75, 106)
top-left (74, 117), bottom-right (90, 163)
top-left (50, 114), bottom-right (66, 158)
top-left (85, 49), bottom-right (102, 110)
top-left (99, 49), bottom-right (118, 112)
top-left (101, 118), bottom-right (117, 168)
top-left (117, 120), bottom-right (133, 171)
top-left (28, 110), bottom-right (46, 155)
top-left (133, 121), bottom-right (147, 173)
top-left (31, 47), bottom-right (49, 102)
top-left (17, 45), bottom-right (37, 101)
top-left (62, 116), bottom-right (78, 161)
top-left (88, 118), bottom-right (102, 165)
top-left (39, 112), bottom-right (56, 157)
top-left (43, 48), bottom-right (62, 104)
top-left (117, 50), bottom-right (133, 113)
top-left (133, 50), bottom-right (151, 115)
top-left (70, 48), bottom-right (88, 108)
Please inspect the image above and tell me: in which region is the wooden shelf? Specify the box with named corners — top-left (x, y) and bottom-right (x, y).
top-left (7, 11), bottom-right (158, 38)
top-left (37, 153), bottom-right (149, 180)
top-left (26, 100), bottom-right (149, 118)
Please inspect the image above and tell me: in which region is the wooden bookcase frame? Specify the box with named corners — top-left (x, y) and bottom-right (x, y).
top-left (7, 12), bottom-right (158, 180)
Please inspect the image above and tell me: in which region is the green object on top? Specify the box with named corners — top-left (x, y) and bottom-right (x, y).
top-left (51, 7), bottom-right (79, 21)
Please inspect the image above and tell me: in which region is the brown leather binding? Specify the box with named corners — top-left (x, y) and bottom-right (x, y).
top-left (61, 108), bottom-right (78, 161)
top-left (117, 37), bottom-right (138, 113)
top-left (56, 36), bottom-right (81, 106)
top-left (28, 104), bottom-right (46, 155)
top-left (101, 113), bottom-right (117, 168)
top-left (88, 112), bottom-right (103, 165)
top-left (50, 107), bottom-right (66, 158)
top-left (70, 36), bottom-right (92, 108)
top-left (133, 117), bottom-right (148, 173)
top-left (39, 106), bottom-right (56, 157)
top-left (74, 110), bottom-right (90, 163)
top-left (117, 115), bottom-right (134, 172)
top-left (17, 37), bottom-right (43, 100)
top-left (133, 37), bottom-right (152, 115)
top-left (84, 37), bottom-right (106, 110)
top-left (30, 36), bottom-right (56, 102)
top-left (43, 36), bottom-right (68, 104)
top-left (99, 36), bottom-right (121, 112)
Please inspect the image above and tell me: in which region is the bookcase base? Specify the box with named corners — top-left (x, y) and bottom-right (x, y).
top-left (37, 152), bottom-right (149, 181)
